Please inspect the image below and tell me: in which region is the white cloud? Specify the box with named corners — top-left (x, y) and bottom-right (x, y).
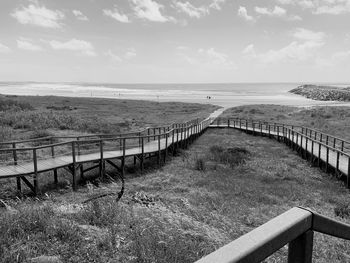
top-left (276, 0), bottom-right (350, 15)
top-left (49, 39), bottom-right (96, 57)
top-left (125, 48), bottom-right (137, 59)
top-left (174, 2), bottom-right (208, 18)
top-left (103, 8), bottom-right (130, 23)
top-left (255, 6), bottom-right (287, 17)
top-left (131, 0), bottom-right (174, 22)
top-left (243, 40), bottom-right (324, 64)
top-left (17, 38), bottom-right (43, 51)
top-left (105, 50), bottom-right (123, 62)
top-left (255, 5), bottom-right (302, 20)
top-left (209, 0), bottom-right (226, 10)
top-left (292, 28), bottom-right (326, 42)
top-left (238, 6), bottom-right (255, 22)
top-left (0, 43), bottom-right (11, 53)
top-left (174, 0), bottom-right (226, 18)
top-left (11, 4), bottom-right (64, 28)
top-left (72, 10), bottom-right (88, 21)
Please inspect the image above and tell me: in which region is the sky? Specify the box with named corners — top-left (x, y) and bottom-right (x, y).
top-left (0, 0), bottom-right (350, 83)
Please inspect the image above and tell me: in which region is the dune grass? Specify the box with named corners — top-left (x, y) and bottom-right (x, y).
top-left (0, 94), bottom-right (218, 141)
top-left (1, 128), bottom-right (350, 262)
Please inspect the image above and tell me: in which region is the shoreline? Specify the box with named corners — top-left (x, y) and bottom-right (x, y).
top-left (1, 82), bottom-right (350, 108)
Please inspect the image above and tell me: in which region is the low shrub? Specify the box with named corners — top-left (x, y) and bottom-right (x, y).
top-left (194, 156), bottom-right (206, 171)
top-left (209, 145), bottom-right (250, 168)
top-left (334, 203), bottom-right (350, 218)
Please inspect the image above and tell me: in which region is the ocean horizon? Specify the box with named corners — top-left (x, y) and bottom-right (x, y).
top-left (1, 81), bottom-right (350, 108)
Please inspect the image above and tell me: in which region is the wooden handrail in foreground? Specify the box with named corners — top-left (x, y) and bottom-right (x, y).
top-left (195, 207), bottom-right (350, 263)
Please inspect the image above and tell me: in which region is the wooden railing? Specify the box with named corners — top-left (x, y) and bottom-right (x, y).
top-left (0, 117), bottom-right (212, 173)
top-left (211, 118), bottom-right (350, 187)
top-left (195, 207), bottom-right (350, 263)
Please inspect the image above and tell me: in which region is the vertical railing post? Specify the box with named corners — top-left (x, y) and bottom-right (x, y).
top-left (347, 157), bottom-right (350, 188)
top-left (122, 138), bottom-right (126, 177)
top-left (288, 230), bottom-right (314, 263)
top-left (33, 148), bottom-right (38, 195)
top-left (158, 134), bottom-right (161, 167)
top-left (99, 140), bottom-right (104, 178)
top-left (12, 142), bottom-right (21, 192)
top-left (164, 130), bottom-right (168, 163)
top-left (71, 142), bottom-right (77, 191)
top-left (326, 147), bottom-right (329, 172)
top-left (318, 142), bottom-right (322, 168)
top-left (141, 137), bottom-right (144, 173)
top-left (336, 151), bottom-right (340, 172)
top-left (51, 141), bottom-right (58, 185)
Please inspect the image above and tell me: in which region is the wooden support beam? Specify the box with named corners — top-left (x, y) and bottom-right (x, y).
top-left (288, 230), bottom-right (313, 263)
top-left (20, 176), bottom-right (36, 193)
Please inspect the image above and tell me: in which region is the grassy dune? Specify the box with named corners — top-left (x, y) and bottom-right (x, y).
top-left (0, 94), bottom-right (218, 142)
top-left (1, 103), bottom-right (350, 262)
top-left (1, 128), bottom-right (350, 262)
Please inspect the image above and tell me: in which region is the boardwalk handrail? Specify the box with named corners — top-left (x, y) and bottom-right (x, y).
top-left (0, 119), bottom-right (202, 147)
top-left (0, 116), bottom-right (213, 195)
top-left (195, 207), bottom-right (350, 263)
top-left (213, 117), bottom-right (350, 155)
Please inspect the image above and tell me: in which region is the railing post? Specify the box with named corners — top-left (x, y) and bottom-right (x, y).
top-left (72, 142), bottom-right (77, 191)
top-left (347, 157), bottom-right (350, 188)
top-left (12, 142), bottom-right (21, 192)
top-left (99, 140), bottom-right (104, 178)
top-left (158, 134), bottom-right (161, 167)
top-left (336, 151), bottom-right (340, 172)
top-left (51, 144), bottom-right (58, 186)
top-left (33, 148), bottom-right (38, 195)
top-left (165, 130), bottom-right (168, 163)
top-left (288, 230), bottom-right (313, 263)
top-left (326, 147), bottom-right (329, 172)
top-left (141, 137), bottom-right (144, 173)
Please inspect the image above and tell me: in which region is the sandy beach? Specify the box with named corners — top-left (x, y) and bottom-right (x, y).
top-left (1, 82), bottom-right (350, 108)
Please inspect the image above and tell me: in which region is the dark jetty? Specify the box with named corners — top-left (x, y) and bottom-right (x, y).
top-left (290, 84), bottom-right (350, 101)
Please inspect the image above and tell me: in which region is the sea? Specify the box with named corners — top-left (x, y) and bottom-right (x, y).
top-left (0, 82), bottom-right (349, 108)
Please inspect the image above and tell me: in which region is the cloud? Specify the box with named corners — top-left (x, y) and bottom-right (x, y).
top-left (238, 6), bottom-right (255, 22)
top-left (105, 50), bottom-right (123, 62)
top-left (103, 7), bottom-right (130, 23)
top-left (131, 0), bottom-right (174, 22)
top-left (174, 2), bottom-right (208, 18)
top-left (276, 0), bottom-right (350, 15)
top-left (180, 47), bottom-right (235, 68)
top-left (17, 38), bottom-right (43, 51)
top-left (0, 43), bottom-right (11, 53)
top-left (49, 39), bottom-right (96, 56)
top-left (173, 0), bottom-right (226, 18)
top-left (11, 4), bottom-right (64, 28)
top-left (255, 6), bottom-right (287, 17)
top-left (292, 28), bottom-right (326, 42)
top-left (209, 0), bottom-right (226, 10)
top-left (243, 41), bottom-right (324, 64)
top-left (255, 5), bottom-right (302, 20)
top-left (125, 48), bottom-right (137, 59)
top-left (199, 48), bottom-right (233, 67)
top-left (72, 10), bottom-right (88, 21)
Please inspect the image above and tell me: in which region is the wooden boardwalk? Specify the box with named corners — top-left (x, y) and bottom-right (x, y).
top-left (2, 109), bottom-right (349, 195)
top-left (0, 117), bottom-right (212, 194)
top-left (209, 118), bottom-right (350, 186)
